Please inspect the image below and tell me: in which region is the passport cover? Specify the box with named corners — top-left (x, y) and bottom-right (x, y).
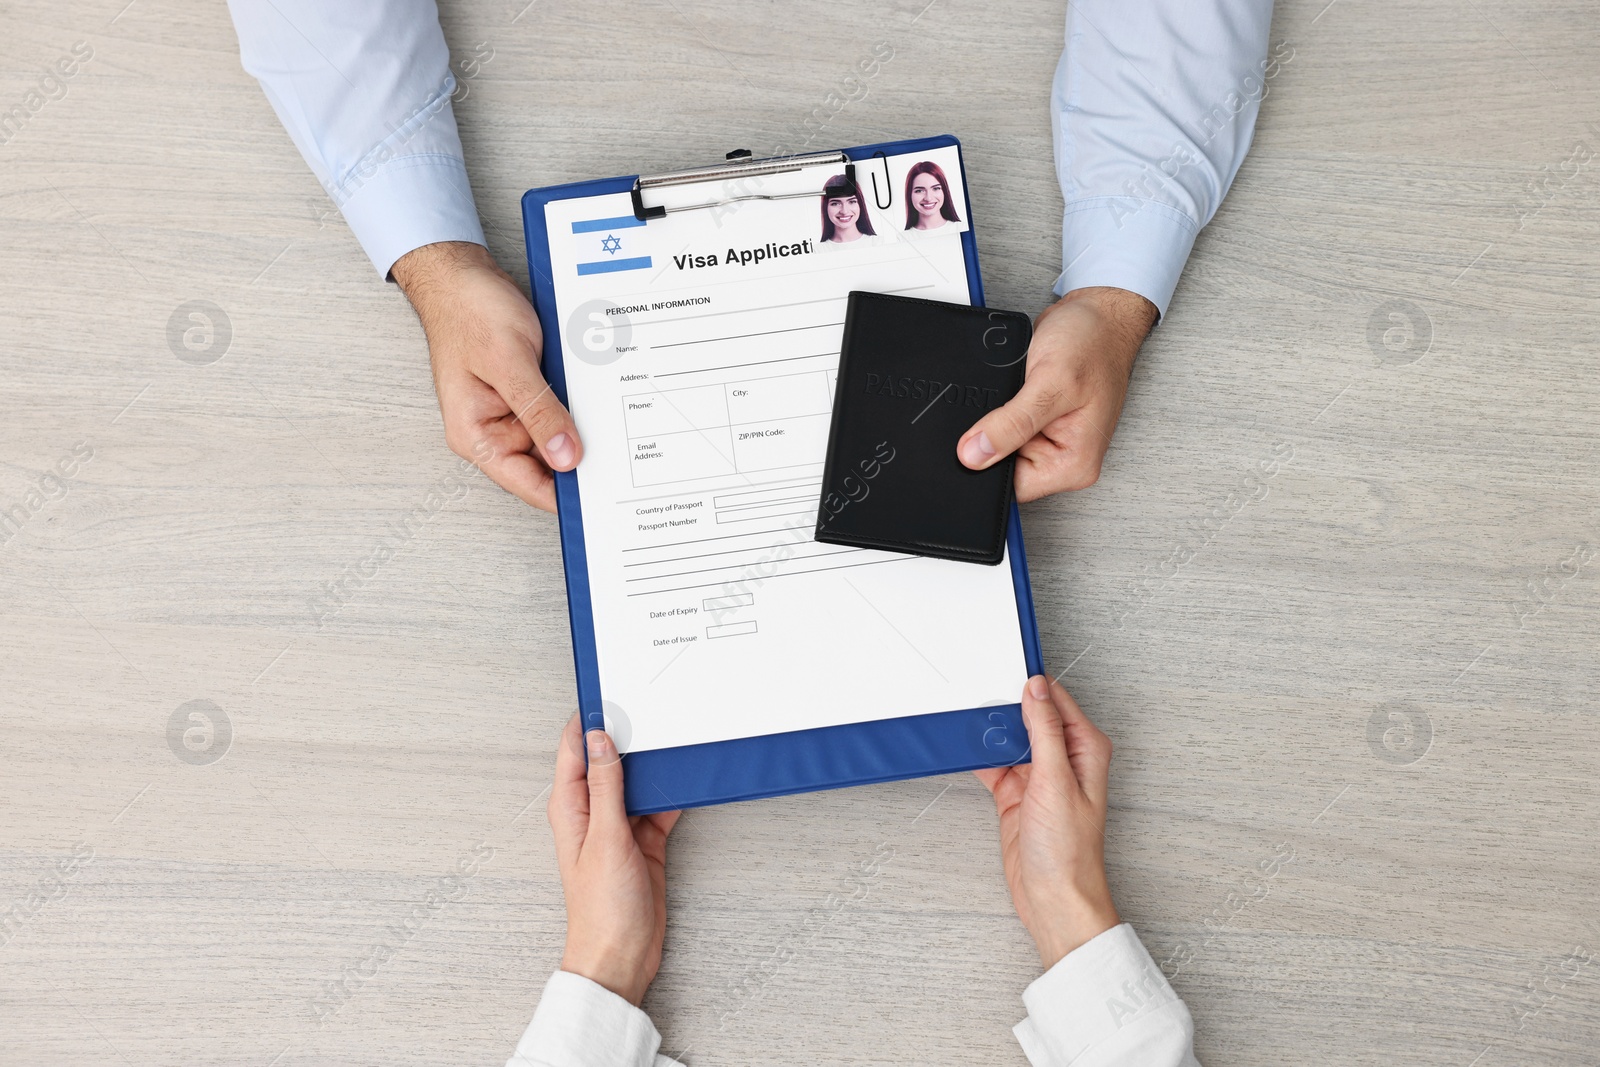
top-left (815, 291), bottom-right (1031, 565)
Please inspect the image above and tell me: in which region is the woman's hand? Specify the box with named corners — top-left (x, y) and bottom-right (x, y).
top-left (393, 241), bottom-right (582, 512)
top-left (975, 676), bottom-right (1121, 969)
top-left (548, 717), bottom-right (681, 1005)
top-left (958, 287), bottom-right (1157, 501)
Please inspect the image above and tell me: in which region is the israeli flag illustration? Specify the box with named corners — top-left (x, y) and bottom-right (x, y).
top-left (571, 215), bottom-right (652, 275)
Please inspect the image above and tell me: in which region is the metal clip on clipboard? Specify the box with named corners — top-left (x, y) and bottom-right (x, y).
top-left (630, 148), bottom-right (856, 222)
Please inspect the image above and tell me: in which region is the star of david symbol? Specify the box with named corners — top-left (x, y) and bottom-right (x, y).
top-left (600, 234), bottom-right (623, 255)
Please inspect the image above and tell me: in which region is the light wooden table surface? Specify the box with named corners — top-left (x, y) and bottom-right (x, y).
top-left (3, 1), bottom-right (1598, 1063)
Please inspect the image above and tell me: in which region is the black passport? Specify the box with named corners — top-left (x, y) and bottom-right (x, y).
top-left (815, 291), bottom-right (1031, 565)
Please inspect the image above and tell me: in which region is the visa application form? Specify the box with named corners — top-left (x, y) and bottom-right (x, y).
top-left (542, 146), bottom-right (1030, 754)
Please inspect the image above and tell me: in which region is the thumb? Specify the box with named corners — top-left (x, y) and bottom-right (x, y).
top-left (1020, 675), bottom-right (1074, 793)
top-left (958, 375), bottom-right (1072, 471)
top-left (495, 362), bottom-right (585, 473)
top-left (583, 729), bottom-right (629, 835)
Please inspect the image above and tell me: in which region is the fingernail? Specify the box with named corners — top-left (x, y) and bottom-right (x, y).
top-left (546, 432), bottom-right (574, 469)
top-left (1028, 675), bottom-right (1050, 701)
top-left (960, 432), bottom-right (996, 468)
top-left (586, 729), bottom-right (609, 757)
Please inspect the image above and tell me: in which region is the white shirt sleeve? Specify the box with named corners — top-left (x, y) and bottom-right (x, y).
top-left (224, 0), bottom-right (487, 278)
top-left (513, 929), bottom-right (1192, 1067)
top-left (1051, 0), bottom-right (1278, 317)
top-left (506, 971), bottom-right (683, 1067)
top-left (1013, 923), bottom-right (1199, 1067)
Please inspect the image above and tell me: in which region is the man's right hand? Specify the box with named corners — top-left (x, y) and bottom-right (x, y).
top-left (393, 241), bottom-right (581, 512)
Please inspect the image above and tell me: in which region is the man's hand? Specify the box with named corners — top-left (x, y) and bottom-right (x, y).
top-left (393, 241), bottom-right (581, 512)
top-left (548, 716), bottom-right (680, 1005)
top-left (958, 287), bottom-right (1157, 501)
top-left (975, 676), bottom-right (1120, 970)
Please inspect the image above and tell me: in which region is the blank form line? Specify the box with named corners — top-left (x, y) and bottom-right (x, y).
top-left (624, 538), bottom-right (824, 567)
top-left (713, 506), bottom-right (816, 525)
top-left (626, 554), bottom-right (914, 596)
top-left (651, 322), bottom-right (844, 350)
top-left (652, 352), bottom-right (838, 378)
top-left (617, 474), bottom-right (820, 505)
top-left (621, 525), bottom-right (813, 552)
top-left (714, 493), bottom-right (819, 515)
top-left (713, 481), bottom-right (823, 509)
top-left (625, 548), bottom-right (863, 583)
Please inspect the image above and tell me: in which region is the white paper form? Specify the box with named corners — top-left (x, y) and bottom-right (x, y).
top-left (544, 147), bottom-right (1029, 754)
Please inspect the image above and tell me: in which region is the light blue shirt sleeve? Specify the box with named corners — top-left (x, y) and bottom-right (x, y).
top-left (225, 0), bottom-right (487, 278)
top-left (1052, 0), bottom-right (1278, 318)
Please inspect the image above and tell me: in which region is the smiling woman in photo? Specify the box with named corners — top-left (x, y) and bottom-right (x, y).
top-left (904, 160), bottom-right (962, 230)
top-left (820, 175), bottom-right (877, 242)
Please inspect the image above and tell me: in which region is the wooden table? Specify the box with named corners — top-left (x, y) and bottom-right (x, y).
top-left (3, 1), bottom-right (1597, 1063)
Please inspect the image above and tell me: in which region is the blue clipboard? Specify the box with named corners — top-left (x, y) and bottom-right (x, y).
top-left (521, 134), bottom-right (1045, 815)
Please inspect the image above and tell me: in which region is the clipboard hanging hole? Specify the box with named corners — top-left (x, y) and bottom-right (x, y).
top-left (868, 151), bottom-right (892, 210)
